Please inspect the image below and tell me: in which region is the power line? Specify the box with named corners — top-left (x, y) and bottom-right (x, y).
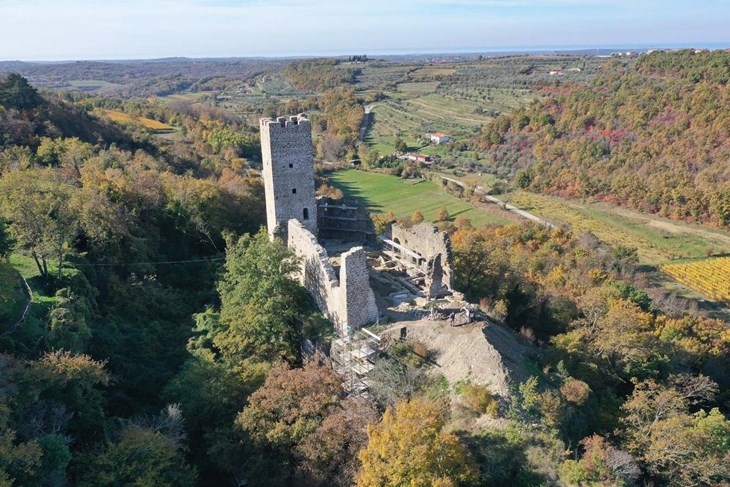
top-left (70, 257), bottom-right (225, 267)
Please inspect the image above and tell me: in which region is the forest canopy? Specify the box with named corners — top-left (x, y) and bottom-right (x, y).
top-left (476, 50), bottom-right (730, 227)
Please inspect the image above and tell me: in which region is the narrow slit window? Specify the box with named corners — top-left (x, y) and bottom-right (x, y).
top-left (289, 163), bottom-right (293, 168)
top-left (292, 188), bottom-right (297, 194)
top-left (303, 208), bottom-right (309, 220)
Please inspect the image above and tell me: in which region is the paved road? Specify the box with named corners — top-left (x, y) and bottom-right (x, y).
top-left (481, 194), bottom-right (556, 229)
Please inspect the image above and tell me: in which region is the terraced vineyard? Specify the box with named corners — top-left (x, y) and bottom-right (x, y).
top-left (662, 257), bottom-right (730, 302)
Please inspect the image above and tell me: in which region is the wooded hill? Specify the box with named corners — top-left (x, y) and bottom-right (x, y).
top-left (477, 50), bottom-right (730, 228)
top-left (2, 66), bottom-right (729, 487)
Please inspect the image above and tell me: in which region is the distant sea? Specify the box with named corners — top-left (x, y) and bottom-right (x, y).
top-left (2, 42), bottom-right (727, 64)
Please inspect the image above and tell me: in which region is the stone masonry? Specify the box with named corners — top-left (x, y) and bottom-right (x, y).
top-left (261, 114), bottom-right (318, 241)
top-left (261, 114), bottom-right (379, 336)
top-left (388, 222), bottom-right (454, 298)
top-left (288, 220), bottom-right (379, 337)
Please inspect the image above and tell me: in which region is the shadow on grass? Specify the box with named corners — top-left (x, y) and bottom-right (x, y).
top-left (449, 208), bottom-right (473, 219)
top-left (327, 177), bottom-right (385, 214)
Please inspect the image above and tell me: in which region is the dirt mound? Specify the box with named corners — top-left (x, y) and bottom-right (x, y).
top-left (381, 318), bottom-right (532, 398)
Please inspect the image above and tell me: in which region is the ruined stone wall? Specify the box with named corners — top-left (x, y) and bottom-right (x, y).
top-left (340, 247), bottom-right (380, 333)
top-left (288, 219), bottom-right (339, 317)
top-left (261, 114), bottom-right (318, 241)
top-left (389, 223), bottom-right (454, 297)
top-left (288, 220), bottom-right (378, 336)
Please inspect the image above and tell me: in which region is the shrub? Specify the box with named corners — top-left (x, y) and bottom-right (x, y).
top-left (457, 381), bottom-right (500, 417)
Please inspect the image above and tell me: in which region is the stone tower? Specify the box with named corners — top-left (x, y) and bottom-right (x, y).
top-left (260, 114), bottom-right (318, 241)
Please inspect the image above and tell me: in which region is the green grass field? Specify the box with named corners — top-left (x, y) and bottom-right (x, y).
top-left (8, 254), bottom-right (67, 312)
top-left (328, 170), bottom-right (511, 227)
top-left (0, 254), bottom-right (67, 339)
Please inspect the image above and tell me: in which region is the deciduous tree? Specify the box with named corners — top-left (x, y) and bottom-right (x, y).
top-left (236, 359), bottom-right (374, 486)
top-left (0, 169), bottom-right (77, 280)
top-left (357, 398), bottom-right (478, 487)
top-left (620, 376), bottom-right (729, 486)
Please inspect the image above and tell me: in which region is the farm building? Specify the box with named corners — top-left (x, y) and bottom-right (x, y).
top-left (401, 153), bottom-right (433, 165)
top-left (429, 132), bottom-right (452, 144)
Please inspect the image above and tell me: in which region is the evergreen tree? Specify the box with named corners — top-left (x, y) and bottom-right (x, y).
top-left (0, 74), bottom-right (41, 110)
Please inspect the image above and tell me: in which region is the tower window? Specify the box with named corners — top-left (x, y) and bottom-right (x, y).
top-left (292, 188), bottom-right (297, 194)
top-left (303, 208), bottom-right (309, 220)
top-left (289, 163), bottom-right (293, 168)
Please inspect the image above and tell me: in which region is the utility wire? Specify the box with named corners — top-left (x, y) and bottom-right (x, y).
top-left (69, 257), bottom-right (225, 267)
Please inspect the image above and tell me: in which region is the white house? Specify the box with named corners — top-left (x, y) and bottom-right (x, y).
top-left (429, 132), bottom-right (452, 145)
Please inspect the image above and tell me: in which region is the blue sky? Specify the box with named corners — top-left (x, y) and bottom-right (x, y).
top-left (0, 0), bottom-right (728, 60)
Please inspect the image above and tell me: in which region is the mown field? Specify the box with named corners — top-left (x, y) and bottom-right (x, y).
top-left (328, 169), bottom-right (512, 227)
top-left (505, 190), bottom-right (730, 265)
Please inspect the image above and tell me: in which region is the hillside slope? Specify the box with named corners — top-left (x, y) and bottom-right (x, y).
top-left (477, 50), bottom-right (730, 228)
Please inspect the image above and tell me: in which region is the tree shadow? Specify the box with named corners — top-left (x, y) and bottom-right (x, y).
top-left (327, 178), bottom-right (385, 214)
top-left (461, 429), bottom-right (548, 486)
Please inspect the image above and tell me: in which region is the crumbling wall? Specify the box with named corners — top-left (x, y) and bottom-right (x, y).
top-left (389, 223), bottom-right (454, 297)
top-left (288, 220), bottom-right (378, 336)
top-left (288, 218), bottom-right (339, 316)
top-left (340, 247), bottom-right (380, 332)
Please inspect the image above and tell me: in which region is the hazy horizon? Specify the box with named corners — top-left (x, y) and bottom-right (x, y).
top-left (1, 0), bottom-right (728, 61)
top-left (2, 42), bottom-right (728, 64)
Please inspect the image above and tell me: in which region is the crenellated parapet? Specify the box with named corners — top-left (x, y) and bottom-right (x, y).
top-left (260, 113), bottom-right (317, 241)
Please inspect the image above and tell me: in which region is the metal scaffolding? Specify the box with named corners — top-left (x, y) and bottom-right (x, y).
top-left (331, 328), bottom-right (381, 396)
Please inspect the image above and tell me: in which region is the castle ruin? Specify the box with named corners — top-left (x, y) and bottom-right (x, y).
top-left (261, 115), bottom-right (318, 241)
top-left (381, 223), bottom-right (454, 299)
top-left (260, 113), bottom-right (455, 338)
top-left (261, 114), bottom-right (378, 336)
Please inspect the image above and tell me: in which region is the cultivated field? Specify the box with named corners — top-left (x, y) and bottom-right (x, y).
top-left (352, 56), bottom-right (599, 157)
top-left (98, 109), bottom-right (174, 131)
top-left (662, 257), bottom-right (730, 303)
top-left (504, 190), bottom-right (730, 265)
top-left (328, 170), bottom-right (512, 227)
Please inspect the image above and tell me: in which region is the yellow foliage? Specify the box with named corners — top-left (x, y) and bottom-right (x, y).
top-left (411, 210), bottom-right (424, 224)
top-left (99, 109), bottom-right (173, 131)
top-left (661, 256), bottom-right (730, 302)
top-left (357, 399), bottom-right (478, 487)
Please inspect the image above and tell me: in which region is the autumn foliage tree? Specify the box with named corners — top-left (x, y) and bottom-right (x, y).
top-left (236, 358), bottom-right (375, 487)
top-left (79, 406), bottom-right (197, 487)
top-left (476, 50), bottom-right (730, 228)
top-left (357, 398), bottom-right (478, 487)
top-left (620, 375), bottom-right (730, 486)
